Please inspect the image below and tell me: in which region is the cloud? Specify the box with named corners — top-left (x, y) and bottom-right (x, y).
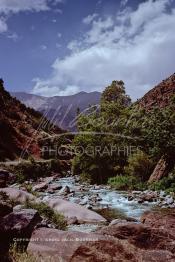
top-left (0, 0), bottom-right (63, 34)
top-left (41, 44), bottom-right (47, 50)
top-left (7, 32), bottom-right (19, 41)
top-left (57, 32), bottom-right (62, 38)
top-left (0, 17), bottom-right (7, 33)
top-left (120, 0), bottom-right (128, 7)
top-left (83, 13), bottom-right (98, 25)
top-left (0, 0), bottom-right (50, 14)
top-left (0, 0), bottom-right (64, 14)
top-left (32, 0), bottom-right (175, 99)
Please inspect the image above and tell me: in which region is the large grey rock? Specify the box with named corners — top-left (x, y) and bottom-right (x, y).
top-left (33, 182), bottom-right (48, 192)
top-left (67, 216), bottom-right (78, 225)
top-left (164, 196), bottom-right (174, 205)
top-left (109, 219), bottom-right (128, 226)
top-left (27, 228), bottom-right (114, 262)
top-left (47, 198), bottom-right (106, 224)
top-left (49, 183), bottom-right (62, 191)
top-left (0, 209), bottom-right (41, 255)
top-left (1, 209), bottom-right (41, 235)
top-left (0, 188), bottom-right (36, 203)
top-left (27, 209), bottom-right (175, 262)
top-left (27, 226), bottom-right (175, 262)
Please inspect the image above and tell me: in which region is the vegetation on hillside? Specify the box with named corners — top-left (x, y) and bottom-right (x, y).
top-left (72, 80), bottom-right (175, 192)
top-left (5, 158), bottom-right (62, 183)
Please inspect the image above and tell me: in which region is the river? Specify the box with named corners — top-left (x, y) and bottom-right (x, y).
top-left (40, 176), bottom-right (156, 232)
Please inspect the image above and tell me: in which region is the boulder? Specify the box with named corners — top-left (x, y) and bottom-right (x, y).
top-left (60, 185), bottom-right (71, 195)
top-left (47, 198), bottom-right (106, 224)
top-left (128, 195), bottom-right (134, 201)
top-left (79, 199), bottom-right (88, 206)
top-left (0, 170), bottom-right (10, 188)
top-left (27, 228), bottom-right (136, 262)
top-left (0, 170), bottom-right (16, 188)
top-left (109, 219), bottom-right (128, 226)
top-left (86, 204), bottom-right (93, 210)
top-left (49, 183), bottom-right (62, 191)
top-left (0, 201), bottom-right (13, 217)
top-left (1, 209), bottom-right (41, 236)
top-left (33, 182), bottom-right (48, 192)
top-left (0, 188), bottom-right (36, 204)
top-left (52, 173), bottom-right (62, 180)
top-left (138, 198), bottom-right (144, 204)
top-left (97, 222), bottom-right (175, 253)
top-left (67, 216), bottom-right (78, 225)
top-left (71, 243), bottom-right (174, 262)
top-left (70, 239), bottom-right (136, 262)
top-left (141, 209), bottom-right (175, 236)
top-left (0, 209), bottom-right (41, 255)
top-left (13, 205), bottom-right (23, 212)
top-left (27, 227), bottom-right (175, 262)
top-left (164, 196), bottom-right (174, 205)
top-left (27, 228), bottom-right (102, 261)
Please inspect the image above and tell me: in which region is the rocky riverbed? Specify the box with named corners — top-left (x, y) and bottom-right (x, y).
top-left (18, 175), bottom-right (175, 232)
top-left (0, 170), bottom-right (175, 261)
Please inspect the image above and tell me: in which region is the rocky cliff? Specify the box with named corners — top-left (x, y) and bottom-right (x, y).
top-left (0, 79), bottom-right (62, 161)
top-left (138, 73), bottom-right (175, 110)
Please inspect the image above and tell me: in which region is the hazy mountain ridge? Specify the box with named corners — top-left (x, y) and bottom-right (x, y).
top-left (12, 91), bottom-right (101, 131)
top-left (12, 73), bottom-right (175, 130)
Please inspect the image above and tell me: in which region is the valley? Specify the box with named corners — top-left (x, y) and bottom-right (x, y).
top-left (0, 75), bottom-right (175, 261)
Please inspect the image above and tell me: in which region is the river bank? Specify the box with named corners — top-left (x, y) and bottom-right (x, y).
top-left (1, 170), bottom-right (175, 261)
top-left (3, 174), bottom-right (174, 232)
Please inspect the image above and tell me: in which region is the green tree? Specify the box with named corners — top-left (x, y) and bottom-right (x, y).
top-left (72, 81), bottom-right (132, 184)
top-left (101, 80), bottom-right (131, 106)
top-left (125, 150), bottom-right (154, 182)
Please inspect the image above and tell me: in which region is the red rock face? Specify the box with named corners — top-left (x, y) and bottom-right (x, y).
top-left (141, 209), bottom-right (175, 237)
top-left (0, 80), bottom-right (63, 160)
top-left (138, 73), bottom-right (175, 110)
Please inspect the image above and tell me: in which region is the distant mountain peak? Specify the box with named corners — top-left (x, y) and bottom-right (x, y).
top-left (12, 91), bottom-right (101, 131)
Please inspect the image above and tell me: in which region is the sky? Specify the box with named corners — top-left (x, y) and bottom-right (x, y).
top-left (0, 0), bottom-right (175, 100)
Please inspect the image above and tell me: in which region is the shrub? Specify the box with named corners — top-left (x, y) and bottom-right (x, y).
top-left (14, 161), bottom-right (48, 183)
top-left (125, 150), bottom-right (154, 182)
top-left (108, 175), bottom-right (146, 191)
top-left (13, 159), bottom-right (62, 183)
top-left (24, 201), bottom-right (67, 230)
top-left (10, 246), bottom-right (37, 262)
top-left (0, 191), bottom-right (18, 206)
top-left (79, 172), bottom-right (91, 184)
top-left (149, 172), bottom-right (175, 194)
top-left (0, 191), bottom-right (9, 201)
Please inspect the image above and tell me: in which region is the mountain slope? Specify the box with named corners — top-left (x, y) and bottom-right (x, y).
top-left (0, 79), bottom-right (62, 161)
top-left (12, 91), bottom-right (101, 131)
top-left (138, 73), bottom-right (175, 110)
